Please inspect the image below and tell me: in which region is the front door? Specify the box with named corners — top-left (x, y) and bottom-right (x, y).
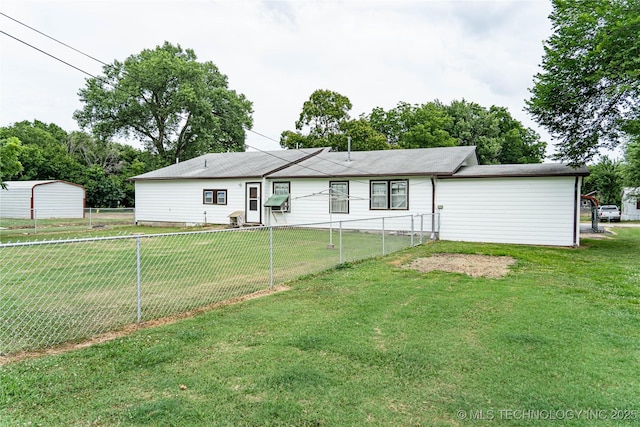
top-left (245, 182), bottom-right (262, 224)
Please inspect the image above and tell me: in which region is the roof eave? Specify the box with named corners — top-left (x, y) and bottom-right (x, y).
top-left (441, 172), bottom-right (590, 179)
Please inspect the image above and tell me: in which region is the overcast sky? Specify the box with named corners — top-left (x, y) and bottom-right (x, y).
top-left (1, 0), bottom-right (555, 155)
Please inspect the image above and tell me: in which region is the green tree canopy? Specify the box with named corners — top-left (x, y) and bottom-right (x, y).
top-left (74, 41), bottom-right (253, 165)
top-left (370, 100), bottom-right (546, 164)
top-left (280, 89), bottom-right (357, 150)
top-left (0, 136), bottom-right (23, 189)
top-left (281, 91), bottom-right (546, 164)
top-left (0, 120), bottom-right (84, 182)
top-left (368, 102), bottom-right (456, 149)
top-left (0, 121), bottom-right (155, 207)
top-left (296, 89), bottom-right (352, 139)
top-left (622, 139), bottom-right (640, 187)
top-left (527, 0), bottom-right (640, 165)
top-left (583, 156), bottom-right (623, 205)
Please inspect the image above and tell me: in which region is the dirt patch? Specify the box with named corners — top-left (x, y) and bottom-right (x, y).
top-left (402, 253), bottom-right (515, 278)
top-left (0, 284), bottom-right (290, 366)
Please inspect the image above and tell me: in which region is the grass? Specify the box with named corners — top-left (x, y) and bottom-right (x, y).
top-left (0, 209), bottom-right (138, 240)
top-left (1, 230), bottom-right (639, 426)
top-left (1, 225), bottom-right (413, 354)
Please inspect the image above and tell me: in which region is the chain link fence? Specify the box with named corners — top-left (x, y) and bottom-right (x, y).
top-left (0, 208), bottom-right (135, 237)
top-left (0, 213), bottom-right (438, 355)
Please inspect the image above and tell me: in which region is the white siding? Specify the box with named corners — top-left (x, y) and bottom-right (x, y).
top-left (136, 177), bottom-right (434, 228)
top-left (265, 177), bottom-right (433, 231)
top-left (621, 188), bottom-right (640, 220)
top-left (135, 179), bottom-right (249, 225)
top-left (134, 175), bottom-right (582, 246)
top-left (436, 177), bottom-right (579, 246)
top-left (0, 185), bottom-right (32, 218)
top-left (33, 182), bottom-right (85, 218)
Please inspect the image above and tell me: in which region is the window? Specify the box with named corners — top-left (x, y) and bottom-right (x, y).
top-left (330, 181), bottom-right (349, 213)
top-left (203, 189), bottom-right (227, 205)
top-left (370, 180), bottom-right (408, 210)
top-left (637, 199), bottom-right (640, 210)
top-left (272, 182), bottom-right (290, 212)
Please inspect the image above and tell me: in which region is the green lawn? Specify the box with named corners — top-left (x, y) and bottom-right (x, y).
top-left (1, 226), bottom-right (412, 354)
top-left (0, 209), bottom-right (136, 239)
top-left (1, 229), bottom-right (639, 426)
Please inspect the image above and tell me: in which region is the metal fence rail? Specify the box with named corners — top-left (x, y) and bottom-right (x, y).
top-left (0, 207), bottom-right (135, 236)
top-left (0, 213), bottom-right (438, 355)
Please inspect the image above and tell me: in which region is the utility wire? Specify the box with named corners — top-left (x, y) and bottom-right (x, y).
top-left (1, 27), bottom-right (336, 178)
top-left (0, 30), bottom-right (97, 79)
top-left (0, 14), bottom-right (380, 180)
top-left (0, 12), bottom-right (109, 66)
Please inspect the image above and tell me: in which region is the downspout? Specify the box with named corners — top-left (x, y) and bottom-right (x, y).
top-left (262, 176), bottom-right (268, 226)
top-left (431, 176), bottom-right (437, 240)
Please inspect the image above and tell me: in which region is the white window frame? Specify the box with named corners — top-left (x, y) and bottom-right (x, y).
top-left (203, 189), bottom-right (227, 205)
top-left (272, 182), bottom-right (290, 212)
top-left (370, 180), bottom-right (408, 210)
top-left (330, 181), bottom-right (349, 214)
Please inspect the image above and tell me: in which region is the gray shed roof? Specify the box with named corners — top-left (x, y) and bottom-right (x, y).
top-left (448, 163), bottom-right (590, 178)
top-left (132, 148), bottom-right (325, 180)
top-left (268, 146), bottom-right (478, 178)
top-left (1, 180), bottom-right (84, 190)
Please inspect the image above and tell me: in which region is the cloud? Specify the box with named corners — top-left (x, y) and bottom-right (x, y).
top-left (0, 0), bottom-right (554, 152)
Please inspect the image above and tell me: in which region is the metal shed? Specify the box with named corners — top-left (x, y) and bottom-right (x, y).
top-left (0, 180), bottom-right (85, 219)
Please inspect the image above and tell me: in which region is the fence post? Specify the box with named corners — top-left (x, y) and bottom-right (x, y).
top-left (136, 235), bottom-right (142, 324)
top-left (339, 221), bottom-right (343, 264)
top-left (269, 226), bottom-right (274, 289)
top-left (382, 217), bottom-right (386, 256)
top-left (420, 214), bottom-right (424, 245)
top-left (89, 207), bottom-right (92, 228)
top-left (410, 215), bottom-right (415, 246)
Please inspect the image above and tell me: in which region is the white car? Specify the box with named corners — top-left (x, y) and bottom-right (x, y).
top-left (598, 205), bottom-right (621, 222)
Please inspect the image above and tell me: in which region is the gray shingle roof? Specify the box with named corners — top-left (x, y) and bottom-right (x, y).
top-left (132, 146), bottom-right (589, 181)
top-left (268, 146), bottom-right (478, 178)
top-left (449, 163), bottom-right (590, 178)
top-left (131, 148), bottom-right (325, 180)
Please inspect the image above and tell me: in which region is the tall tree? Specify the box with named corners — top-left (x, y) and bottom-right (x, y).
top-left (74, 42), bottom-right (253, 165)
top-left (296, 89), bottom-right (352, 140)
top-left (0, 136), bottom-right (23, 189)
top-left (368, 102), bottom-right (456, 149)
top-left (0, 121), bottom-right (84, 182)
top-left (280, 90), bottom-right (353, 149)
top-left (441, 100), bottom-right (505, 163)
top-left (340, 118), bottom-right (389, 151)
top-left (67, 131), bottom-right (123, 174)
top-left (622, 139), bottom-right (640, 187)
top-left (526, 0), bottom-right (640, 165)
top-left (491, 106), bottom-right (547, 164)
top-left (582, 156), bottom-right (623, 205)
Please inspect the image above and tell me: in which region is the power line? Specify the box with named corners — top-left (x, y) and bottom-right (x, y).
top-left (0, 14), bottom-right (379, 180)
top-left (0, 12), bottom-right (109, 66)
top-left (0, 30), bottom-right (97, 79)
top-left (0, 27), bottom-right (336, 177)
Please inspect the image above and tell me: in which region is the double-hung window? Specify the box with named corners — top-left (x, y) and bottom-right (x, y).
top-left (203, 189), bottom-right (227, 205)
top-left (370, 180), bottom-right (408, 210)
top-left (330, 181), bottom-right (349, 213)
top-left (272, 182), bottom-right (290, 212)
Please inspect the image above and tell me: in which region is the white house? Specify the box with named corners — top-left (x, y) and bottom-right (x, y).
top-left (0, 180), bottom-right (86, 219)
top-left (621, 188), bottom-right (640, 220)
top-left (132, 146), bottom-right (589, 246)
